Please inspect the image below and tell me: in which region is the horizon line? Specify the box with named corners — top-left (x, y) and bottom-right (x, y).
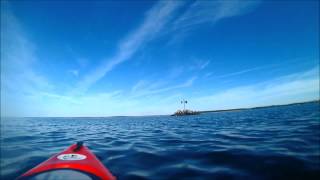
top-left (2, 99), bottom-right (319, 119)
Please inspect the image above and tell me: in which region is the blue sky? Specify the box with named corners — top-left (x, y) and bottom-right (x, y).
top-left (1, 0), bottom-right (319, 117)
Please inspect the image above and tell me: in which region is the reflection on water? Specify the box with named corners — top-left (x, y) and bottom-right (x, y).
top-left (1, 102), bottom-right (319, 179)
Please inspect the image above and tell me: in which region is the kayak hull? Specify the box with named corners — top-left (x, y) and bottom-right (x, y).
top-left (18, 143), bottom-right (115, 180)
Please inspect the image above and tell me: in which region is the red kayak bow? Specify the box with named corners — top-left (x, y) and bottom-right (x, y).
top-left (18, 142), bottom-right (116, 180)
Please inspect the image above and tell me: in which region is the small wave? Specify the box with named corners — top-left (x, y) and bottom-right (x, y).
top-left (1, 102), bottom-right (319, 179)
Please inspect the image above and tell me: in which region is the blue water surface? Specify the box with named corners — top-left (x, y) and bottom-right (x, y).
top-left (1, 102), bottom-right (319, 179)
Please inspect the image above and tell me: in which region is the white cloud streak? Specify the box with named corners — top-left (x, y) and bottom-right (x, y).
top-left (74, 1), bottom-right (183, 93)
top-left (131, 76), bottom-right (197, 98)
top-left (8, 0), bottom-right (314, 118)
top-left (67, 67), bottom-right (318, 117)
top-left (173, 0), bottom-right (260, 31)
top-left (166, 0), bottom-right (260, 45)
top-left (1, 13), bottom-right (51, 93)
top-left (75, 0), bottom-right (260, 93)
top-left (212, 58), bottom-right (312, 79)
top-left (1, 8), bottom-right (53, 116)
top-left (215, 65), bottom-right (270, 79)
top-left (190, 58), bottom-right (211, 71)
top-left (192, 67), bottom-right (320, 111)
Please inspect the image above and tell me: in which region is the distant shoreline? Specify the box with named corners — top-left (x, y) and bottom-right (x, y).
top-left (198, 99), bottom-right (320, 114)
top-left (3, 99), bottom-right (319, 118)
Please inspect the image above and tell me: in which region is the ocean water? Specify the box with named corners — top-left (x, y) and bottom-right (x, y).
top-left (1, 102), bottom-right (319, 180)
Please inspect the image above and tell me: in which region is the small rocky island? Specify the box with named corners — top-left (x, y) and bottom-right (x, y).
top-left (172, 109), bottom-right (200, 116)
top-left (171, 99), bottom-right (200, 116)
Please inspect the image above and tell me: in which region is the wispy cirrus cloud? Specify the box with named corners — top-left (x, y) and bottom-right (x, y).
top-left (173, 0), bottom-right (260, 31)
top-left (1, 7), bottom-right (53, 116)
top-left (74, 1), bottom-right (183, 93)
top-left (1, 0), bottom-right (275, 117)
top-left (211, 58), bottom-right (315, 79)
top-left (22, 67), bottom-right (318, 117)
top-left (1, 12), bottom-right (51, 93)
top-left (214, 65), bottom-right (271, 79)
top-left (75, 0), bottom-right (260, 93)
top-left (166, 58), bottom-right (211, 80)
top-left (192, 67), bottom-right (319, 111)
top-left (166, 0), bottom-right (260, 45)
top-left (189, 58), bottom-right (211, 71)
top-left (131, 76), bottom-right (197, 98)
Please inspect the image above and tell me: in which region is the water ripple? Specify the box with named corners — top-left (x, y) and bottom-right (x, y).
top-left (1, 102), bottom-right (319, 179)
